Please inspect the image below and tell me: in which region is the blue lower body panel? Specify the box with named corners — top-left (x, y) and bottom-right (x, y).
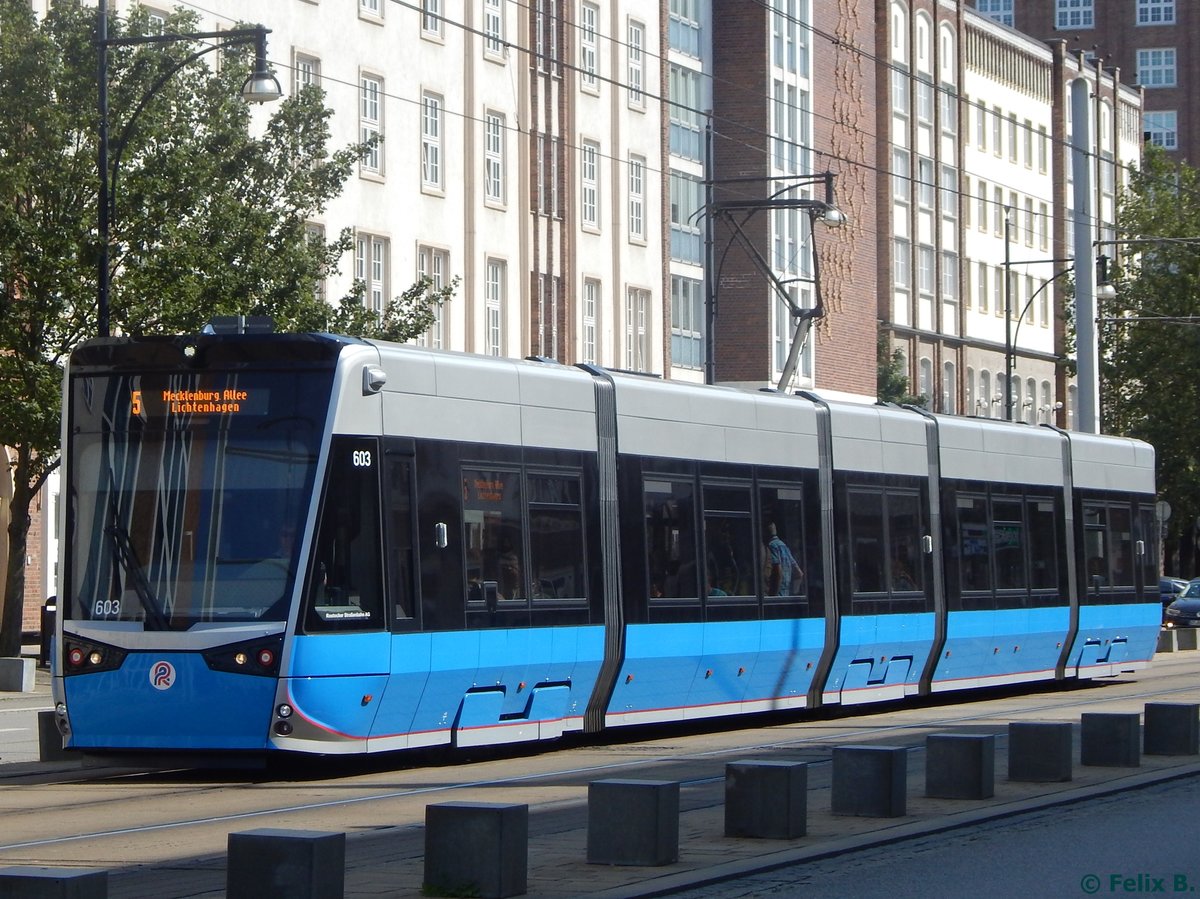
top-left (606, 618), bottom-right (826, 727)
top-left (276, 627), bottom-right (605, 753)
top-left (1069, 602), bottom-right (1161, 676)
top-left (64, 651), bottom-right (276, 751)
top-left (822, 613), bottom-right (935, 705)
top-left (931, 606), bottom-right (1069, 692)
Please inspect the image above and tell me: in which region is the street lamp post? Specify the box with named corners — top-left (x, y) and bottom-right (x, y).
top-left (1001, 227), bottom-right (1116, 423)
top-left (96, 6), bottom-right (282, 338)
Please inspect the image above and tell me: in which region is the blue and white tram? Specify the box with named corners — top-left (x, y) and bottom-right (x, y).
top-left (52, 331), bottom-right (1161, 757)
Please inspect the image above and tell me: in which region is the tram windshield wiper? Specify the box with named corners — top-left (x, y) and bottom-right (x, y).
top-left (106, 503), bottom-right (169, 631)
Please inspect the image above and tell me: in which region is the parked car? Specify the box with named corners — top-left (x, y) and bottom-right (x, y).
top-left (1160, 576), bottom-right (1188, 606)
top-left (1163, 579), bottom-right (1200, 629)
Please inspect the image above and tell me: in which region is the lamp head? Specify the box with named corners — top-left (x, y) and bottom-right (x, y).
top-left (241, 28), bottom-right (282, 103)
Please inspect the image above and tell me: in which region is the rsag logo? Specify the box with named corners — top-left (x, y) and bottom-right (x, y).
top-left (149, 661), bottom-right (176, 691)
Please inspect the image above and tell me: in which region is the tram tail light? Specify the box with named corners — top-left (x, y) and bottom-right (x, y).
top-left (63, 637), bottom-right (126, 676)
top-left (203, 635), bottom-right (283, 677)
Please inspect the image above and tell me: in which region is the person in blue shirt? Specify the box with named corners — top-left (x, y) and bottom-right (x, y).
top-left (765, 523), bottom-right (803, 597)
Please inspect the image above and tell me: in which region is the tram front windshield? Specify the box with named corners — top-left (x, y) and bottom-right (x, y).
top-left (66, 369), bottom-right (331, 629)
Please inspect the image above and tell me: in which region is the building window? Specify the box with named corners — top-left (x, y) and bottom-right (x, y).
top-left (670, 173), bottom-right (703, 264)
top-left (628, 19), bottom-right (645, 108)
top-left (1137, 48), bottom-right (1177, 87)
top-left (671, 276), bottom-right (703, 370)
top-left (916, 78), bottom-right (934, 126)
top-left (892, 70), bottom-right (911, 121)
top-left (580, 2), bottom-right (598, 90)
top-left (294, 53), bottom-right (320, 95)
top-left (1056, 0), bottom-right (1094, 29)
top-left (977, 260), bottom-right (989, 314)
top-left (483, 0), bottom-right (504, 57)
top-left (977, 0), bottom-right (1013, 26)
top-left (893, 148), bottom-right (911, 206)
top-left (1137, 0), bottom-right (1174, 25)
top-left (669, 64), bottom-right (703, 161)
top-left (976, 101), bottom-right (987, 151)
top-left (1008, 113), bottom-right (1018, 162)
top-left (669, 0), bottom-right (702, 58)
top-left (942, 361), bottom-right (956, 414)
top-left (356, 232), bottom-right (388, 314)
top-left (583, 278), bottom-right (599, 364)
top-left (421, 0), bottom-right (443, 37)
top-left (360, 74), bottom-right (382, 175)
top-left (1038, 126), bottom-right (1048, 173)
top-left (485, 259), bottom-right (504, 356)
top-left (625, 287), bottom-right (650, 372)
top-left (581, 140), bottom-right (599, 229)
top-left (917, 157), bottom-right (934, 211)
top-left (360, 0), bottom-right (382, 19)
top-left (418, 245), bottom-right (449, 348)
top-left (628, 155), bottom-right (645, 242)
top-left (992, 106), bottom-right (1002, 156)
top-left (980, 370), bottom-right (992, 417)
top-left (976, 179), bottom-right (987, 232)
top-left (993, 186), bottom-right (1003, 235)
top-left (421, 91), bottom-right (442, 190)
top-left (484, 111), bottom-right (505, 205)
top-left (1144, 110), bottom-right (1178, 149)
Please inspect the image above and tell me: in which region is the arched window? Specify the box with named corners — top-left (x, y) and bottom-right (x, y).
top-left (943, 360), bottom-right (957, 414)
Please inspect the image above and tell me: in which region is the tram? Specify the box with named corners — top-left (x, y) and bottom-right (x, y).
top-left (52, 329), bottom-right (1161, 757)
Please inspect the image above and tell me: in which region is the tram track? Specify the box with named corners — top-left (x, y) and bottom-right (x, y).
top-left (2, 656), bottom-right (1196, 864)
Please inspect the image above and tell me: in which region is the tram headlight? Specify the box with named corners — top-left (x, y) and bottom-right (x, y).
top-left (202, 634), bottom-right (283, 677)
top-left (234, 652), bottom-right (249, 667)
top-left (63, 638), bottom-right (126, 676)
top-left (87, 651), bottom-right (104, 667)
top-left (276, 703), bottom-right (293, 719)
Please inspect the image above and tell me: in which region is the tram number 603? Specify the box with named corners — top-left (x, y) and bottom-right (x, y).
top-left (94, 599), bottom-right (121, 617)
top-left (351, 449), bottom-right (373, 468)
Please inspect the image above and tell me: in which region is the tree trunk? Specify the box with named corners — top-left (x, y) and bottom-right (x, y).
top-left (0, 452), bottom-right (34, 659)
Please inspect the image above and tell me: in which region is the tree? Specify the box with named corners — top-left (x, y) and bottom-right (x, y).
top-left (876, 330), bottom-right (926, 407)
top-left (1098, 145), bottom-right (1200, 575)
top-left (0, 2), bottom-right (450, 656)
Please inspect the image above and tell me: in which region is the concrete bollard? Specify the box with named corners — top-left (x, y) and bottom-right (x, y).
top-left (0, 658), bottom-right (35, 693)
top-left (925, 733), bottom-right (995, 800)
top-left (1156, 629), bottom-right (1176, 653)
top-left (1008, 722), bottom-right (1073, 782)
top-left (1080, 712), bottom-right (1141, 768)
top-left (587, 779), bottom-right (679, 866)
top-left (424, 802), bottom-right (528, 899)
top-left (724, 760), bottom-right (807, 839)
top-left (1176, 629), bottom-right (1198, 651)
top-left (227, 829), bottom-right (345, 899)
top-left (38, 711), bottom-right (71, 763)
top-left (831, 745), bottom-right (907, 818)
top-left (1144, 702), bottom-right (1200, 756)
top-left (0, 867), bottom-right (107, 898)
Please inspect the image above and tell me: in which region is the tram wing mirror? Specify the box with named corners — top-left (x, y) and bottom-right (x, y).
top-left (434, 522), bottom-right (448, 549)
top-left (922, 535), bottom-right (933, 554)
top-left (482, 580), bottom-right (499, 614)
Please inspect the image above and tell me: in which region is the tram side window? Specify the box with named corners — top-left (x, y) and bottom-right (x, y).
top-left (645, 478), bottom-right (699, 600)
top-left (302, 437), bottom-right (385, 632)
top-left (993, 498), bottom-right (1027, 592)
top-left (702, 484), bottom-right (754, 598)
top-left (1083, 505), bottom-right (1108, 597)
top-left (385, 454), bottom-right (416, 627)
top-left (888, 492), bottom-right (924, 594)
top-left (759, 486), bottom-right (806, 600)
top-left (1137, 504), bottom-right (1158, 599)
top-left (1027, 498), bottom-right (1059, 594)
top-left (463, 468), bottom-right (524, 605)
top-left (957, 494), bottom-right (991, 596)
top-left (1108, 504), bottom-right (1134, 590)
top-left (849, 490), bottom-right (885, 594)
top-left (528, 473), bottom-right (586, 601)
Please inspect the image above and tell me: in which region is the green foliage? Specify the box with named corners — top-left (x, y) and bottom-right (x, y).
top-left (0, 1), bottom-right (449, 653)
top-left (876, 330), bottom-right (926, 407)
top-left (1099, 145), bottom-right (1200, 572)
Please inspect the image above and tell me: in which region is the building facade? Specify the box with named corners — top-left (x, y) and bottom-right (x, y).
top-left (973, 0), bottom-right (1194, 163)
top-left (879, 1), bottom-right (1143, 425)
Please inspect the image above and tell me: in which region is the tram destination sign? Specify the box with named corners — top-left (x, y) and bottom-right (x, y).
top-left (131, 385), bottom-right (270, 418)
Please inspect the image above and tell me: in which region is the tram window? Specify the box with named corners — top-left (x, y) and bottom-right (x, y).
top-left (993, 498), bottom-right (1027, 591)
top-left (385, 455), bottom-right (416, 626)
top-left (849, 490), bottom-right (885, 594)
top-left (644, 478), bottom-right (699, 600)
top-left (1083, 505), bottom-right (1108, 595)
top-left (302, 437), bottom-right (385, 632)
top-left (1137, 504), bottom-right (1157, 596)
top-left (957, 495), bottom-right (990, 594)
top-left (1108, 504), bottom-right (1134, 589)
top-left (1027, 498), bottom-right (1059, 592)
top-left (887, 492), bottom-right (924, 594)
top-left (760, 486), bottom-right (806, 600)
top-left (463, 468), bottom-right (525, 605)
top-left (702, 483), bottom-right (754, 598)
top-left (528, 473), bottom-right (586, 601)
